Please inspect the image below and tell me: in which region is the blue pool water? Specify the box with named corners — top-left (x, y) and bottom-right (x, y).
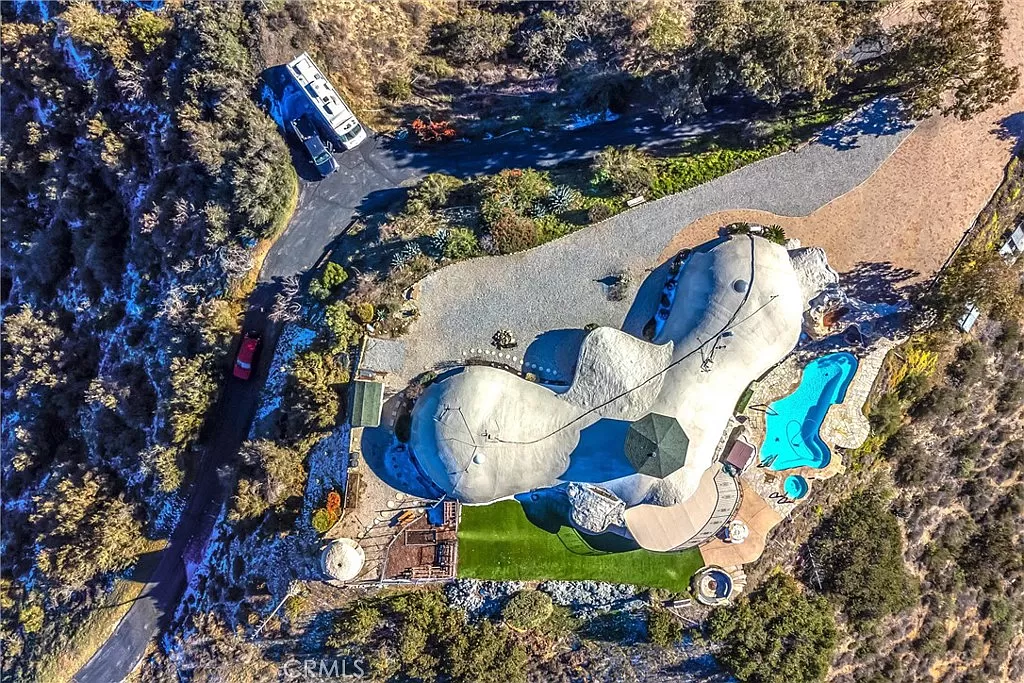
top-left (784, 475), bottom-right (809, 499)
top-left (761, 352), bottom-right (858, 471)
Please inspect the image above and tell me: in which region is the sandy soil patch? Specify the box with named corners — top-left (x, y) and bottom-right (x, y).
top-left (661, 8), bottom-right (1024, 283)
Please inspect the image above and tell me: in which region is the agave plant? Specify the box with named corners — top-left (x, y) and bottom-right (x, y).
top-left (764, 224), bottom-right (787, 245)
top-left (391, 242), bottom-right (422, 269)
top-left (429, 228), bottom-right (450, 257)
top-left (548, 184), bottom-right (580, 213)
top-left (528, 201), bottom-right (549, 218)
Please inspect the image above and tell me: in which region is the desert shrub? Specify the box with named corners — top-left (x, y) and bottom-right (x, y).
top-left (645, 607), bottom-right (682, 647)
top-left (127, 9), bottom-right (172, 53)
top-left (910, 385), bottom-right (958, 420)
top-left (502, 590), bottom-right (554, 629)
top-left (808, 491), bottom-right (918, 625)
top-left (946, 341), bottom-right (987, 385)
top-left (996, 379), bottom-right (1024, 413)
top-left (435, 8), bottom-right (518, 65)
top-left (353, 302), bottom-right (375, 324)
top-left (309, 262), bottom-right (348, 300)
top-left (442, 227), bottom-right (480, 260)
top-left (535, 215), bottom-right (574, 243)
top-left (707, 571), bottom-right (837, 683)
top-left (323, 301), bottom-right (363, 353)
top-left (411, 118), bottom-right (457, 143)
top-left (995, 319), bottom-right (1022, 355)
top-left (311, 507), bottom-right (335, 533)
top-left (592, 145), bottom-right (657, 197)
top-left (378, 74), bottom-right (412, 102)
top-left (407, 173), bottom-right (465, 213)
top-left (18, 604), bottom-right (43, 634)
top-left (328, 604), bottom-right (382, 646)
top-left (480, 168), bottom-right (552, 225)
top-left (548, 184), bottom-right (581, 212)
top-left (488, 211), bottom-right (539, 254)
top-left (869, 392), bottom-right (904, 438)
top-left (587, 200), bottom-right (616, 223)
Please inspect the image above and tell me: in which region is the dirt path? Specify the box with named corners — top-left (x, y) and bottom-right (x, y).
top-left (661, 8), bottom-right (1024, 282)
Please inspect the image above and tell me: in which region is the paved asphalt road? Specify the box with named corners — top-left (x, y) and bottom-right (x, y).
top-left (72, 104), bottom-right (848, 681)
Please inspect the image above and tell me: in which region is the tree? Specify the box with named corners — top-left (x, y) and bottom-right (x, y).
top-left (707, 571), bottom-right (837, 683)
top-left (888, 0), bottom-right (1020, 120)
top-left (323, 301), bottom-right (362, 353)
top-left (646, 606), bottom-right (682, 647)
top-left (807, 491), bottom-right (918, 625)
top-left (285, 351), bottom-right (348, 437)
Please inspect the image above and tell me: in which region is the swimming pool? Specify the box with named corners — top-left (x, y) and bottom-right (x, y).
top-left (784, 475), bottom-right (808, 499)
top-left (761, 352), bottom-right (858, 471)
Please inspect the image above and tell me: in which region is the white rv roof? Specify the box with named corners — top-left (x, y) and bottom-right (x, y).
top-left (287, 53), bottom-right (355, 131)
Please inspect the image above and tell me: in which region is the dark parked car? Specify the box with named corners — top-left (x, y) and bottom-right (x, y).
top-left (233, 330), bottom-right (262, 380)
top-left (290, 115), bottom-right (338, 178)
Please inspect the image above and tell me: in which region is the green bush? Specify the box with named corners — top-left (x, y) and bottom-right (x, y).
top-left (353, 302), bottom-right (375, 324)
top-left (651, 145), bottom-right (783, 198)
top-left (646, 606), bottom-right (682, 647)
top-left (480, 168), bottom-right (552, 226)
top-left (407, 173), bottom-right (465, 213)
top-left (378, 74), bottom-right (412, 102)
top-left (501, 590), bottom-right (554, 630)
top-left (309, 262), bottom-right (348, 300)
top-left (311, 507), bottom-right (336, 533)
top-left (324, 301), bottom-right (362, 353)
top-left (442, 227), bottom-right (480, 260)
top-left (488, 211), bottom-right (539, 254)
top-left (535, 215), bottom-right (574, 243)
top-left (592, 145), bottom-right (657, 197)
top-left (18, 604), bottom-right (43, 634)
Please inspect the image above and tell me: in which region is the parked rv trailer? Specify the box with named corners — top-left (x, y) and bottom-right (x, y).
top-left (287, 52), bottom-right (367, 151)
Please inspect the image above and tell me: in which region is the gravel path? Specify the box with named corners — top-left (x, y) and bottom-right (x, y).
top-left (401, 98), bottom-right (913, 379)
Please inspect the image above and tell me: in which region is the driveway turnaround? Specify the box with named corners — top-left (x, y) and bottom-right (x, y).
top-left (401, 98), bottom-right (913, 380)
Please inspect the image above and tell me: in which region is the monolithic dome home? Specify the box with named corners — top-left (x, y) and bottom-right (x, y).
top-left (410, 233), bottom-right (825, 552)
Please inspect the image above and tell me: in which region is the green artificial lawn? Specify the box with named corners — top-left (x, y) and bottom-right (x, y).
top-left (457, 500), bottom-right (705, 592)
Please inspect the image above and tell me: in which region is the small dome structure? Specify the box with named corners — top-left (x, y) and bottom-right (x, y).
top-left (321, 538), bottom-right (365, 583)
top-left (732, 279), bottom-right (749, 293)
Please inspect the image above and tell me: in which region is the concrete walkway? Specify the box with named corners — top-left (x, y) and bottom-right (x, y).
top-left (401, 99), bottom-right (913, 379)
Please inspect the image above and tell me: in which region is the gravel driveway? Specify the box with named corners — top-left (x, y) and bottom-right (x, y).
top-left (401, 98), bottom-right (913, 380)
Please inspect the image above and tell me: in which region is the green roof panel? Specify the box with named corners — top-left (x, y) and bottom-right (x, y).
top-left (351, 380), bottom-right (384, 428)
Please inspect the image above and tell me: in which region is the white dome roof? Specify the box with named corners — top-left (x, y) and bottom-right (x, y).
top-left (320, 538), bottom-right (365, 582)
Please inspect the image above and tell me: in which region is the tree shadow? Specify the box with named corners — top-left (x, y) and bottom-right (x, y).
top-left (816, 97), bottom-right (912, 150)
top-left (841, 260), bottom-right (921, 304)
top-left (562, 419), bottom-right (635, 483)
top-left (994, 112), bottom-right (1024, 154)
